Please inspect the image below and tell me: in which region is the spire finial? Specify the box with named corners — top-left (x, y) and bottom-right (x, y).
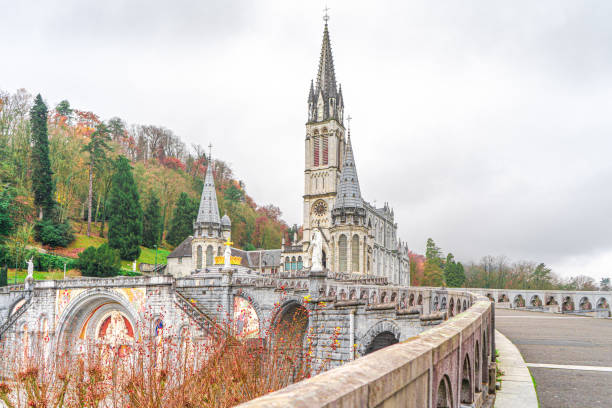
top-left (323, 5), bottom-right (330, 23)
top-left (347, 114), bottom-right (352, 131)
top-left (208, 142), bottom-right (213, 161)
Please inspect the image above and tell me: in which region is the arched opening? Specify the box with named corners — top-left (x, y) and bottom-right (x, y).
top-left (463, 300), bottom-right (468, 311)
top-left (449, 298), bottom-right (455, 317)
top-left (563, 296), bottom-right (575, 311)
top-left (297, 256), bottom-right (303, 270)
top-left (474, 341), bottom-right (482, 392)
top-left (597, 298), bottom-right (609, 309)
top-left (291, 256), bottom-right (296, 270)
top-left (513, 295), bottom-right (525, 308)
top-left (546, 296), bottom-right (558, 306)
top-left (409, 294), bottom-right (415, 306)
top-left (440, 297), bottom-right (446, 310)
top-left (284, 257), bottom-right (290, 271)
top-left (482, 331), bottom-right (489, 385)
top-left (498, 293), bottom-right (509, 303)
top-left (273, 301), bottom-right (309, 343)
top-left (433, 296), bottom-right (439, 311)
top-left (351, 235), bottom-right (360, 272)
top-left (365, 331), bottom-right (398, 355)
top-left (322, 249), bottom-right (327, 269)
top-left (461, 354), bottom-right (473, 404)
top-left (217, 246), bottom-right (222, 256)
top-left (530, 295), bottom-right (542, 307)
top-left (579, 297), bottom-right (592, 311)
top-left (233, 296), bottom-right (260, 339)
top-left (486, 293), bottom-right (494, 301)
top-left (338, 234), bottom-right (347, 272)
top-left (436, 375), bottom-right (453, 408)
top-left (196, 245), bottom-right (202, 269)
top-left (417, 294), bottom-right (423, 305)
top-left (206, 245), bottom-right (213, 266)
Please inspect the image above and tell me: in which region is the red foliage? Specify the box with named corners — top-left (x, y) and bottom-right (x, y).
top-left (409, 251), bottom-right (426, 286)
top-left (160, 157), bottom-right (186, 171)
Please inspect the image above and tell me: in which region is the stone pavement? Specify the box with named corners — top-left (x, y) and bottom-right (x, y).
top-left (494, 329), bottom-right (539, 408)
top-left (496, 308), bottom-right (612, 408)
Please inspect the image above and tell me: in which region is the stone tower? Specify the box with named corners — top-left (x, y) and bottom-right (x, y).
top-left (330, 132), bottom-right (368, 273)
top-left (303, 21), bottom-right (345, 268)
top-left (192, 160), bottom-right (231, 270)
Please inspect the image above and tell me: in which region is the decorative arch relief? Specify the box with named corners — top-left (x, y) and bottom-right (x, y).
top-left (357, 320), bottom-right (401, 356)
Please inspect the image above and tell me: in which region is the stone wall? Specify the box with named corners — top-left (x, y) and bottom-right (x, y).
top-left (238, 293), bottom-right (495, 408)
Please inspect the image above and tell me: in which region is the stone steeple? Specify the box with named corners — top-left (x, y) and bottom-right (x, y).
top-left (194, 161), bottom-right (221, 236)
top-left (308, 22), bottom-right (344, 123)
top-left (333, 131), bottom-right (364, 211)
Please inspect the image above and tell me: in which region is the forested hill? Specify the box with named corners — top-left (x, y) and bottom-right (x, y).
top-left (0, 88), bottom-right (296, 252)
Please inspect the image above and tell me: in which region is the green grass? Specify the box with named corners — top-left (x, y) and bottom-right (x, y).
top-left (531, 373), bottom-right (540, 407)
top-left (68, 233), bottom-right (171, 271)
top-left (7, 268), bottom-right (81, 284)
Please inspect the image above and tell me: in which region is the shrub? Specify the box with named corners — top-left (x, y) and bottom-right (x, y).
top-left (76, 244), bottom-right (121, 277)
top-left (35, 219), bottom-right (75, 248)
top-left (0, 245), bottom-right (74, 271)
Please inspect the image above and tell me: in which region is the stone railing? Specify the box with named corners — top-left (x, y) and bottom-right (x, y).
top-left (238, 292), bottom-right (495, 408)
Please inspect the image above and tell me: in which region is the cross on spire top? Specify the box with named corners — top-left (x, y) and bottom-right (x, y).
top-left (323, 5), bottom-right (330, 23)
top-left (347, 114), bottom-right (352, 130)
top-left (208, 142), bottom-right (213, 161)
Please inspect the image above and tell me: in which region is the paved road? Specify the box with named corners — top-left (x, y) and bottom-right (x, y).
top-left (496, 308), bottom-right (612, 408)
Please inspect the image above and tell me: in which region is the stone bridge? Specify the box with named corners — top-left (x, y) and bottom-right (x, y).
top-left (0, 267), bottom-right (496, 407)
top-left (466, 288), bottom-right (612, 316)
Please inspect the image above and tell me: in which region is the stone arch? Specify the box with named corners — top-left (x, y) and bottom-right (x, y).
top-left (360, 290), bottom-right (368, 300)
top-left (391, 292), bottom-right (397, 302)
top-left (417, 294), bottom-right (423, 305)
top-left (433, 296), bottom-right (439, 311)
top-left (482, 327), bottom-right (489, 385)
top-left (271, 299), bottom-right (309, 342)
top-left (546, 296), bottom-right (558, 305)
top-left (359, 320), bottom-right (400, 356)
top-left (381, 291), bottom-right (388, 303)
top-left (449, 298), bottom-right (455, 317)
top-left (474, 340), bottom-right (482, 392)
top-left (498, 293), bottom-right (509, 303)
top-left (409, 293), bottom-right (415, 306)
top-left (530, 294), bottom-right (542, 307)
top-left (463, 300), bottom-right (467, 311)
top-left (457, 300), bottom-right (462, 313)
top-left (486, 293), bottom-right (494, 301)
top-left (563, 296), bottom-right (575, 311)
top-left (440, 296), bottom-right (447, 310)
top-left (54, 288), bottom-right (141, 355)
top-left (206, 245), bottom-right (213, 266)
top-left (370, 291), bottom-right (378, 304)
top-left (233, 292), bottom-right (263, 339)
top-left (461, 353), bottom-right (473, 404)
top-left (436, 374), bottom-right (453, 408)
top-left (349, 289), bottom-right (357, 300)
top-left (579, 296), bottom-right (593, 311)
top-left (513, 294), bottom-right (525, 308)
top-left (597, 297), bottom-right (609, 309)
top-left (339, 289), bottom-right (347, 300)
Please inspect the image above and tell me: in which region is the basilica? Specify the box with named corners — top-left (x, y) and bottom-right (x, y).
top-left (167, 20), bottom-right (410, 285)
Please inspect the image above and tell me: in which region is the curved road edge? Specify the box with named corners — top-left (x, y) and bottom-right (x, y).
top-left (494, 329), bottom-right (539, 408)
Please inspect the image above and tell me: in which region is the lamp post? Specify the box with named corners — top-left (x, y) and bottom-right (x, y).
top-left (154, 244), bottom-right (158, 274)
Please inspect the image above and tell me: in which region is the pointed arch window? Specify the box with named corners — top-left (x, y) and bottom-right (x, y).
top-left (297, 256), bottom-right (303, 270)
top-left (322, 135), bottom-right (328, 165)
top-left (339, 234), bottom-right (347, 272)
top-left (313, 136), bottom-right (320, 167)
top-left (352, 235), bottom-right (360, 273)
top-left (206, 245), bottom-right (213, 266)
top-left (196, 246), bottom-right (202, 269)
top-left (285, 257), bottom-right (290, 271)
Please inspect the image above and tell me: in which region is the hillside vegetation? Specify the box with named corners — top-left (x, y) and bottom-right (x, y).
top-left (0, 88), bottom-right (295, 270)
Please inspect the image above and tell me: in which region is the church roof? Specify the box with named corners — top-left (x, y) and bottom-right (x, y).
top-left (167, 236), bottom-right (193, 258)
top-left (196, 163), bottom-right (220, 225)
top-left (334, 132), bottom-right (364, 210)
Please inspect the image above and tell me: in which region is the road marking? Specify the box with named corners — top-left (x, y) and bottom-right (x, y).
top-left (496, 316), bottom-right (583, 319)
top-left (526, 363), bottom-right (612, 372)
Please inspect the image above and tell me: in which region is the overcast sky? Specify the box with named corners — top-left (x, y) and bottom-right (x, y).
top-left (2, 1), bottom-right (612, 280)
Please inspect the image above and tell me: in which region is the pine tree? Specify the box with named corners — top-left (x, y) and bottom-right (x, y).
top-left (142, 190), bottom-right (162, 248)
top-left (425, 238), bottom-right (444, 268)
top-left (107, 156), bottom-right (143, 260)
top-left (30, 94), bottom-right (55, 220)
top-left (444, 253), bottom-right (466, 287)
top-left (166, 192), bottom-right (198, 247)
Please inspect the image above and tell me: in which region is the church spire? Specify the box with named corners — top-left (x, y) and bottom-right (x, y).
top-left (333, 130), bottom-right (363, 211)
top-left (308, 19), bottom-right (344, 123)
top-left (196, 155), bottom-right (221, 227)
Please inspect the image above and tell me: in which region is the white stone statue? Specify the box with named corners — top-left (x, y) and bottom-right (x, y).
top-left (25, 257), bottom-right (34, 290)
top-left (224, 244), bottom-right (232, 268)
top-left (311, 230), bottom-right (323, 271)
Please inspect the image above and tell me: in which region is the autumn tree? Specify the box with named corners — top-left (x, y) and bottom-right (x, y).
top-left (107, 156), bottom-right (142, 260)
top-left (82, 123), bottom-right (112, 236)
top-left (422, 259), bottom-right (444, 287)
top-left (142, 190), bottom-right (162, 248)
top-left (30, 94), bottom-right (55, 220)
